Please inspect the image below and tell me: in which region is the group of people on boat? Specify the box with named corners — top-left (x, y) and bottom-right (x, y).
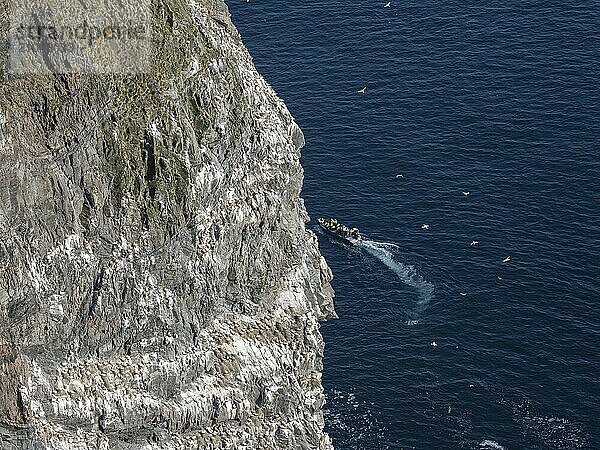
top-left (319, 217), bottom-right (362, 241)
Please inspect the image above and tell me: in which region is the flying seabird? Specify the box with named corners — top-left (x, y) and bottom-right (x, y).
top-left (357, 86), bottom-right (367, 94)
top-left (462, 191), bottom-right (470, 196)
top-left (460, 292), bottom-right (467, 296)
top-left (503, 256), bottom-right (511, 263)
top-left (396, 174), bottom-right (404, 178)
top-left (470, 240), bottom-right (479, 246)
top-left (384, 1), bottom-right (391, 7)
top-left (431, 341), bottom-right (438, 347)
top-left (421, 224), bottom-right (430, 230)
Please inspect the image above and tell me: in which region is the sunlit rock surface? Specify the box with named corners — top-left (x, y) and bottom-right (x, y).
top-left (0, 0), bottom-right (335, 448)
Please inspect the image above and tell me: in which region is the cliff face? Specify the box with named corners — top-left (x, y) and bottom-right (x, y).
top-left (0, 0), bottom-right (335, 448)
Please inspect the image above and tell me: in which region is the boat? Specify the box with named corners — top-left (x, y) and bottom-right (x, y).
top-left (317, 217), bottom-right (362, 244)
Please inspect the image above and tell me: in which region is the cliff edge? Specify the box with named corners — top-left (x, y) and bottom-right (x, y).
top-left (0, 0), bottom-right (335, 448)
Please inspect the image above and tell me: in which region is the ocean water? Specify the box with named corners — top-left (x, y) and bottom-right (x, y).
top-left (226, 1), bottom-right (600, 449)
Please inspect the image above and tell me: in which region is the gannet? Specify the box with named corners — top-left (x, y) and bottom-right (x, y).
top-left (421, 224), bottom-right (430, 230)
top-left (462, 191), bottom-right (470, 196)
top-left (357, 86), bottom-right (367, 94)
top-left (470, 240), bottom-right (479, 246)
top-left (384, 1), bottom-right (391, 7)
top-left (502, 256), bottom-right (511, 263)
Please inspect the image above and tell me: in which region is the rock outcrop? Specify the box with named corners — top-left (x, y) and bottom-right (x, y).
top-left (0, 0), bottom-right (335, 448)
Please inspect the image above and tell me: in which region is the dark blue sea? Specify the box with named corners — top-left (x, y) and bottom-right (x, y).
top-left (226, 2), bottom-right (600, 449)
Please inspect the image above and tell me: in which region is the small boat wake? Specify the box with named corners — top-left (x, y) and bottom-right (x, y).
top-left (315, 219), bottom-right (435, 324)
top-left (358, 239), bottom-right (435, 324)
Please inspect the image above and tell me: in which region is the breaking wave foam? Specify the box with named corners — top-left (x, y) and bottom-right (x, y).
top-left (479, 440), bottom-right (505, 450)
top-left (324, 389), bottom-right (396, 450)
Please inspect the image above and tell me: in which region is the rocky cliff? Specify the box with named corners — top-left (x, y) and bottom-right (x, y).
top-left (0, 0), bottom-right (335, 448)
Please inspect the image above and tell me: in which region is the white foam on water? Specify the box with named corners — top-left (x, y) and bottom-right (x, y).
top-left (369, 241), bottom-right (400, 250)
top-left (514, 401), bottom-right (589, 449)
top-left (479, 440), bottom-right (505, 449)
top-left (324, 389), bottom-right (395, 450)
top-left (358, 239), bottom-right (435, 322)
top-left (497, 396), bottom-right (590, 450)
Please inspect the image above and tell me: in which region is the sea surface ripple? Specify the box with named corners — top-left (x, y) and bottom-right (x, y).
top-left (227, 1), bottom-right (600, 448)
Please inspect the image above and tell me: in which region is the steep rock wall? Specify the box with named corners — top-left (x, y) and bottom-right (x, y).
top-left (0, 0), bottom-right (335, 448)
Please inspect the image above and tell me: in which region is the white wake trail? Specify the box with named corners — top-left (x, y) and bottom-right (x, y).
top-left (358, 239), bottom-right (435, 322)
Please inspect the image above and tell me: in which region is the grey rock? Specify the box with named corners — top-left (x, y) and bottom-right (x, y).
top-left (0, 0), bottom-right (335, 448)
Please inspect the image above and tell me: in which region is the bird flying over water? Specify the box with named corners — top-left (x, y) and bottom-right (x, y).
top-left (503, 256), bottom-right (511, 263)
top-left (384, 1), bottom-right (391, 7)
top-left (421, 224), bottom-right (430, 230)
top-left (357, 86), bottom-right (367, 94)
top-left (396, 173), bottom-right (403, 178)
top-left (470, 240), bottom-right (479, 246)
top-left (462, 191), bottom-right (470, 196)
